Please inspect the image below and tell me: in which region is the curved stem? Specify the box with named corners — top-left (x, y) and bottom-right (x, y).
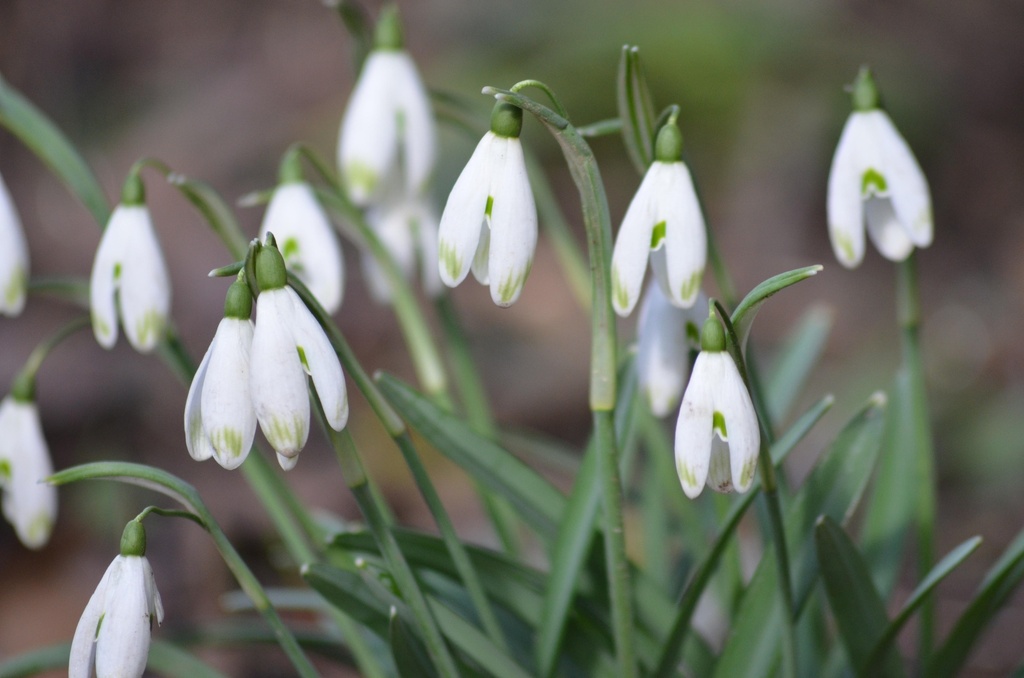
top-left (509, 79), bottom-right (569, 119)
top-left (10, 316), bottom-right (90, 400)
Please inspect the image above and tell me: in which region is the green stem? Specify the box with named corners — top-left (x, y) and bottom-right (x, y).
top-left (10, 316), bottom-right (90, 400)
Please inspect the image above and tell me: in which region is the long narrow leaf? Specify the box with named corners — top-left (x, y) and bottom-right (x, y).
top-left (730, 265), bottom-right (823, 350)
top-left (616, 45), bottom-right (657, 173)
top-left (765, 306), bottom-right (833, 425)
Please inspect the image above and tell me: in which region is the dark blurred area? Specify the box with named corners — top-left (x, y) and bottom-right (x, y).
top-left (1, 0), bottom-right (1023, 675)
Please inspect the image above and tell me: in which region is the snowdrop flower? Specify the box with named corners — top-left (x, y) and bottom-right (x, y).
top-left (338, 7), bottom-right (435, 205)
top-left (0, 170), bottom-right (29, 316)
top-left (362, 189), bottom-right (442, 303)
top-left (90, 174), bottom-right (171, 353)
top-left (827, 67), bottom-right (933, 268)
top-left (185, 274), bottom-right (257, 470)
top-left (0, 391), bottom-right (56, 549)
top-left (636, 282), bottom-right (706, 417)
top-left (70, 520), bottom-right (163, 678)
top-left (438, 102), bottom-right (537, 307)
top-left (610, 117), bottom-right (706, 316)
top-left (675, 313), bottom-right (759, 498)
top-left (259, 177), bottom-right (344, 314)
top-left (250, 238), bottom-right (348, 469)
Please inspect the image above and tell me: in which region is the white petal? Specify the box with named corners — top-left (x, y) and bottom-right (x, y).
top-left (438, 133), bottom-right (493, 287)
top-left (90, 206), bottom-right (133, 349)
top-left (250, 289), bottom-right (310, 456)
top-left (143, 557), bottom-right (164, 625)
top-left (865, 196), bottom-right (915, 262)
top-left (712, 353), bottom-right (760, 494)
top-left (0, 171), bottom-right (28, 316)
top-left (184, 337), bottom-right (216, 462)
top-left (391, 51), bottom-right (437, 196)
top-left (610, 163), bottom-right (660, 316)
top-left (359, 250), bottom-right (394, 304)
top-left (69, 557), bottom-right (117, 678)
top-left (488, 137), bottom-right (537, 306)
top-left (706, 437), bottom-right (734, 493)
top-left (261, 183), bottom-right (345, 314)
top-left (674, 352), bottom-right (717, 498)
top-left (201, 318), bottom-right (257, 469)
top-left (96, 556), bottom-right (152, 678)
top-left (283, 287), bottom-right (348, 432)
top-left (871, 110), bottom-right (933, 247)
top-left (471, 223), bottom-right (490, 285)
top-left (339, 52), bottom-right (400, 205)
top-left (0, 398), bottom-right (57, 549)
top-left (411, 199), bottom-right (443, 297)
top-left (636, 283), bottom-right (693, 417)
top-left (277, 451), bottom-right (300, 471)
top-left (661, 162), bottom-right (707, 309)
top-left (826, 114), bottom-right (870, 268)
top-left (119, 206), bottom-right (171, 353)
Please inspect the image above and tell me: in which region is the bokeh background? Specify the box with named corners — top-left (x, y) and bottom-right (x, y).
top-left (1, 0), bottom-right (1023, 675)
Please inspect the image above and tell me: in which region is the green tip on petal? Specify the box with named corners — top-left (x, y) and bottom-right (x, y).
top-left (654, 120), bottom-right (683, 163)
top-left (490, 102), bottom-right (524, 138)
top-left (256, 238), bottom-right (288, 290)
top-left (120, 171), bottom-right (146, 206)
top-left (700, 315), bottom-right (726, 352)
top-left (120, 520), bottom-right (147, 557)
top-left (851, 66), bottom-right (880, 112)
top-left (374, 5), bottom-right (404, 50)
top-left (224, 275), bottom-right (253, 319)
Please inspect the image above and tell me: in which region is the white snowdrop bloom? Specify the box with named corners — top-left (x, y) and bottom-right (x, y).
top-left (250, 241), bottom-right (348, 468)
top-left (185, 276), bottom-right (257, 470)
top-left (636, 283), bottom-right (706, 418)
top-left (0, 170), bottom-right (29, 316)
top-left (675, 315), bottom-right (760, 498)
top-left (438, 102), bottom-right (537, 307)
top-left (70, 522), bottom-right (163, 678)
top-left (362, 191), bottom-right (442, 303)
top-left (611, 119), bottom-right (706, 317)
top-left (827, 67), bottom-right (932, 268)
top-left (0, 395), bottom-right (56, 549)
top-left (89, 175), bottom-right (171, 353)
top-left (338, 9), bottom-right (435, 206)
top-left (259, 181), bottom-right (344, 314)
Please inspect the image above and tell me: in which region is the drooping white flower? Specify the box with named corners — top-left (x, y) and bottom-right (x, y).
top-left (611, 119), bottom-right (706, 317)
top-left (185, 276), bottom-right (257, 470)
top-left (636, 283), bottom-right (706, 418)
top-left (250, 240), bottom-right (348, 469)
top-left (90, 175), bottom-right (171, 353)
top-left (0, 170), bottom-right (29, 316)
top-left (0, 395), bottom-right (56, 549)
top-left (338, 8), bottom-right (435, 206)
top-left (362, 191), bottom-right (442, 303)
top-left (259, 181), bottom-right (344, 314)
top-left (438, 102), bottom-right (537, 307)
top-left (827, 67), bottom-right (932, 268)
top-left (70, 522), bottom-right (163, 678)
top-left (674, 315), bottom-right (759, 498)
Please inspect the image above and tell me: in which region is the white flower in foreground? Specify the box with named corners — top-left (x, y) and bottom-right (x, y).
top-left (185, 276), bottom-right (257, 470)
top-left (0, 170), bottom-right (29, 316)
top-left (259, 181), bottom-right (344, 314)
top-left (675, 314), bottom-right (759, 498)
top-left (362, 192), bottom-right (442, 303)
top-left (438, 102), bottom-right (537, 307)
top-left (0, 395), bottom-right (56, 549)
top-left (827, 67), bottom-right (932, 268)
top-left (338, 8), bottom-right (435, 205)
top-left (250, 240), bottom-right (348, 469)
top-left (636, 283), bottom-right (706, 418)
top-left (70, 521), bottom-right (163, 678)
top-left (611, 119), bottom-right (706, 316)
top-left (90, 175), bottom-right (171, 353)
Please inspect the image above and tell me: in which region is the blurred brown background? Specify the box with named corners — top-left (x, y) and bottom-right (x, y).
top-left (1, 0), bottom-right (1023, 675)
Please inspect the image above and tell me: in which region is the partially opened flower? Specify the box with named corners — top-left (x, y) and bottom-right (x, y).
top-left (70, 521), bottom-right (163, 678)
top-left (259, 178), bottom-right (344, 314)
top-left (90, 174), bottom-right (171, 353)
top-left (338, 7), bottom-right (435, 205)
top-left (438, 102), bottom-right (537, 307)
top-left (185, 275), bottom-right (257, 470)
top-left (362, 190), bottom-right (442, 303)
top-left (250, 238), bottom-right (348, 469)
top-left (827, 67), bottom-right (933, 268)
top-left (0, 392), bottom-right (56, 549)
top-left (0, 170), bottom-right (29, 316)
top-left (636, 282), bottom-right (705, 418)
top-left (611, 118), bottom-right (706, 316)
top-left (674, 313), bottom-right (759, 498)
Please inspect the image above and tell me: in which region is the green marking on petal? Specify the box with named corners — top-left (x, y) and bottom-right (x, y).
top-left (713, 411), bottom-right (728, 439)
top-left (679, 269), bottom-right (702, 304)
top-left (677, 459), bottom-right (697, 488)
top-left (0, 459), bottom-right (11, 481)
top-left (91, 311), bottom-right (112, 339)
top-left (4, 265), bottom-right (26, 308)
top-left (833, 230), bottom-right (856, 263)
top-left (439, 241), bottom-right (462, 282)
top-left (485, 195), bottom-right (494, 219)
top-left (344, 161), bottom-right (378, 197)
top-left (281, 236), bottom-right (300, 260)
top-left (113, 262), bottom-right (122, 281)
top-left (861, 168), bottom-right (888, 196)
top-left (612, 266), bottom-right (630, 311)
top-left (135, 310), bottom-right (166, 347)
top-left (265, 414), bottom-right (306, 453)
top-left (497, 266), bottom-right (529, 304)
top-left (210, 427), bottom-right (244, 459)
top-left (740, 455), bottom-right (757, 489)
top-left (650, 220), bottom-right (666, 250)
top-left (96, 613), bottom-right (105, 639)
top-left (26, 512), bottom-right (53, 546)
top-left (296, 345), bottom-right (310, 372)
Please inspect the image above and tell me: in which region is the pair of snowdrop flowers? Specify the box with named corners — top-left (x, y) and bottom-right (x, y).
top-left (185, 239), bottom-right (348, 471)
top-left (0, 170), bottom-right (29, 316)
top-left (70, 520), bottom-right (163, 678)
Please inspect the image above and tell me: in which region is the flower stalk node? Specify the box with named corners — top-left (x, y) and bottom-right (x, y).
top-left (120, 520), bottom-right (147, 557)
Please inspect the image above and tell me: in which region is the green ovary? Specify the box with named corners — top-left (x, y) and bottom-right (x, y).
top-left (264, 414), bottom-right (306, 453)
top-left (4, 266), bottom-right (25, 307)
top-left (861, 168), bottom-right (888, 196)
top-left (210, 427), bottom-right (244, 459)
top-left (439, 241), bottom-right (462, 281)
top-left (612, 267), bottom-right (630, 310)
top-left (679, 269), bottom-right (702, 304)
top-left (135, 310), bottom-right (166, 346)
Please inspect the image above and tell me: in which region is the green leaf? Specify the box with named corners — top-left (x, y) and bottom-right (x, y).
top-left (0, 641), bottom-right (227, 678)
top-left (0, 73), bottom-right (111, 227)
top-left (616, 45), bottom-right (657, 173)
top-left (375, 372), bottom-right (566, 541)
top-left (712, 393), bottom-right (887, 678)
top-left (765, 306), bottom-right (833, 425)
top-left (166, 172), bottom-right (248, 260)
top-left (925, 528), bottom-right (1024, 678)
top-left (814, 515), bottom-right (906, 677)
top-left (48, 461), bottom-right (202, 514)
top-left (730, 265), bottom-right (823, 350)
top-left (391, 607), bottom-right (439, 678)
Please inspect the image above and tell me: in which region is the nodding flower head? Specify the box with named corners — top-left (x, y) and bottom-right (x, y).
top-left (0, 170), bottom-right (29, 316)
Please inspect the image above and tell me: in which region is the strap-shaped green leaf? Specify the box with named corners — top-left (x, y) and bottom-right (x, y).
top-left (616, 45), bottom-right (657, 174)
top-left (765, 305), bottom-right (833, 425)
top-left (391, 607), bottom-right (439, 678)
top-left (730, 265), bottom-right (823, 351)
